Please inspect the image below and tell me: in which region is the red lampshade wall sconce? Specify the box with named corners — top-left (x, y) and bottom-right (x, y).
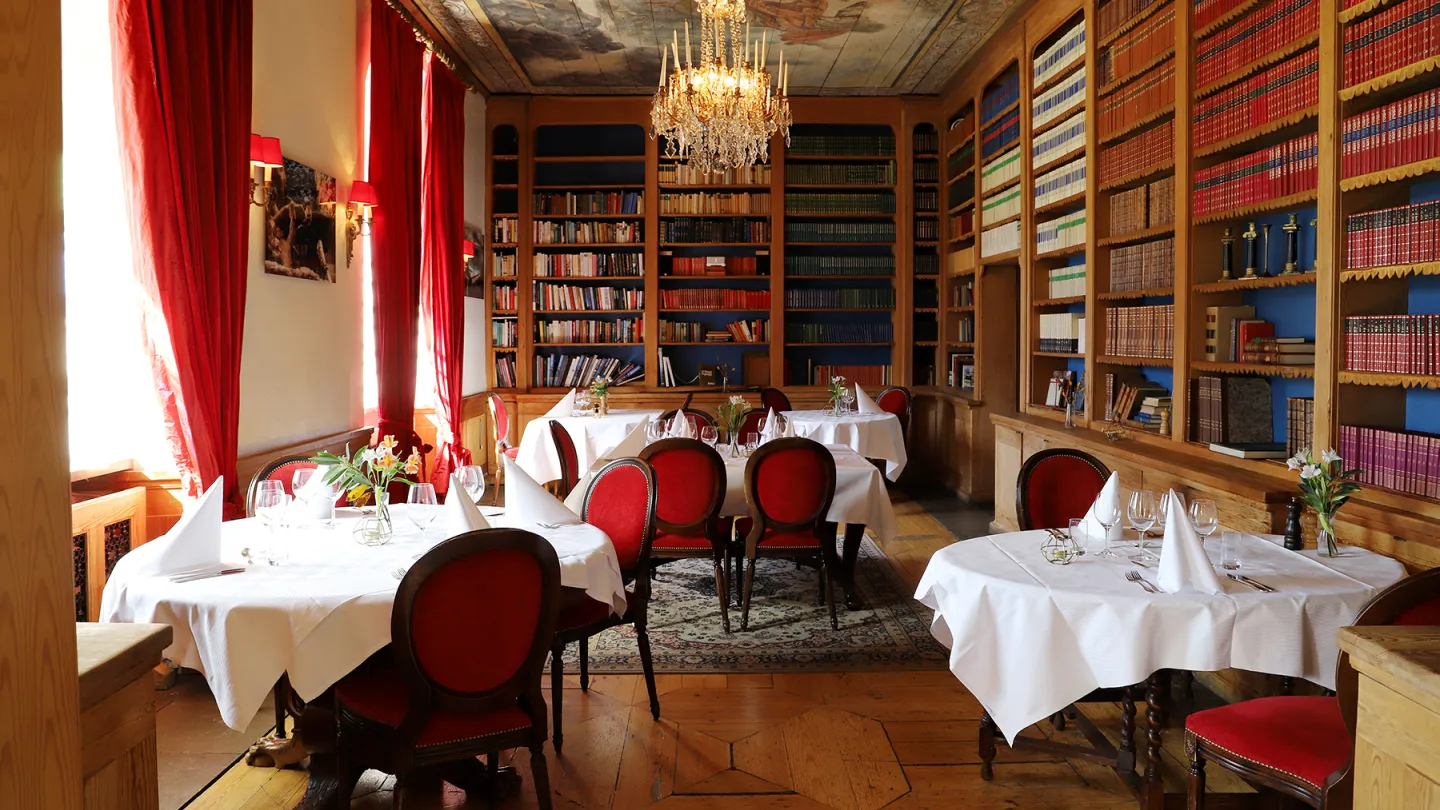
top-left (248, 134), bottom-right (283, 206)
top-left (462, 240), bottom-right (476, 262)
top-left (345, 180), bottom-right (378, 264)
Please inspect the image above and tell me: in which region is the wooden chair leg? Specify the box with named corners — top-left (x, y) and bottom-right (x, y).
top-left (550, 644), bottom-right (565, 754)
top-left (486, 753), bottom-right (499, 809)
top-left (817, 564), bottom-right (826, 605)
top-left (578, 638), bottom-right (590, 692)
top-left (979, 709), bottom-right (998, 781)
top-left (822, 562), bottom-right (838, 630)
top-left (635, 622), bottom-right (661, 720)
top-left (1052, 711), bottom-right (1067, 732)
top-left (712, 553), bottom-right (731, 634)
top-left (740, 554), bottom-right (757, 631)
top-left (1187, 742), bottom-right (1206, 810)
top-left (530, 743), bottom-right (554, 810)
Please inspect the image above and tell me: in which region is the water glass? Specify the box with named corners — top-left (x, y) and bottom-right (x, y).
top-left (253, 489), bottom-right (291, 565)
top-left (700, 426), bottom-right (718, 447)
top-left (1068, 517), bottom-right (1090, 557)
top-left (574, 392), bottom-right (591, 416)
top-left (459, 465), bottom-right (486, 505)
top-left (408, 484), bottom-right (439, 537)
top-left (743, 432), bottom-right (759, 456)
top-left (1190, 499), bottom-right (1220, 543)
top-left (1220, 531), bottom-right (1244, 570)
top-left (646, 420), bottom-right (666, 444)
top-left (1127, 490), bottom-right (1157, 553)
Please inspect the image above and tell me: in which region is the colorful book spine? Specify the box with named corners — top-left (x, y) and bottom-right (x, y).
top-left (1039, 313), bottom-right (1085, 353)
top-left (1033, 70), bottom-right (1087, 131)
top-left (951, 209), bottom-right (975, 239)
top-left (1103, 304), bottom-right (1176, 358)
top-left (533, 354), bottom-right (643, 389)
top-left (1339, 424), bottom-right (1440, 499)
top-left (535, 317), bottom-right (644, 345)
top-left (947, 140), bottom-right (976, 177)
top-left (532, 191), bottom-right (643, 215)
top-left (532, 284), bottom-right (643, 311)
top-left (981, 72), bottom-right (1021, 124)
top-left (1195, 0), bottom-right (1319, 90)
top-left (1098, 57), bottom-right (1175, 139)
top-left (1286, 397), bottom-right (1315, 459)
top-left (666, 255), bottom-right (761, 277)
top-left (491, 318), bottom-right (519, 348)
top-left (983, 186), bottom-right (1024, 224)
top-left (660, 319), bottom-right (770, 343)
top-left (659, 162), bottom-right (770, 186)
top-left (491, 283), bottom-right (518, 311)
top-left (1098, 0), bottom-right (1165, 43)
top-left (1342, 314), bottom-right (1440, 374)
top-left (658, 192), bottom-right (770, 215)
top-left (1193, 49), bottom-right (1319, 148)
top-left (802, 363), bottom-right (893, 387)
top-left (1342, 0), bottom-right (1440, 89)
top-left (1099, 119), bottom-right (1174, 183)
top-left (494, 354), bottom-right (516, 388)
top-left (981, 106), bottom-right (1022, 160)
top-left (1037, 210), bottom-right (1087, 255)
top-left (1192, 132), bottom-right (1319, 217)
top-left (1099, 3), bottom-right (1175, 86)
top-left (492, 252), bottom-right (517, 278)
top-left (659, 288), bottom-right (771, 310)
top-left (1344, 199), bottom-right (1440, 269)
top-left (1109, 237), bottom-right (1176, 290)
top-left (533, 220), bottom-right (642, 244)
top-left (1034, 157), bottom-right (1087, 208)
top-left (534, 252), bottom-right (644, 277)
top-left (1034, 20), bottom-right (1087, 86)
top-left (1340, 86), bottom-right (1440, 179)
top-left (1033, 110), bottom-right (1087, 169)
top-left (493, 217), bottom-right (519, 243)
top-left (981, 147), bottom-right (1023, 192)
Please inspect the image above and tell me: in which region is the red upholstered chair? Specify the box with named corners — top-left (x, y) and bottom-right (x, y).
top-left (1015, 448), bottom-right (1110, 531)
top-left (333, 528), bottom-right (561, 810)
top-left (760, 387), bottom-right (792, 413)
top-left (1185, 567), bottom-right (1440, 809)
top-left (489, 393), bottom-right (520, 501)
top-left (548, 420), bottom-right (580, 500)
top-left (730, 408), bottom-right (767, 443)
top-left (638, 439), bottom-right (734, 631)
top-left (876, 386), bottom-right (912, 437)
top-left (737, 438), bottom-right (839, 632)
top-left (550, 458), bottom-right (659, 752)
top-left (657, 407), bottom-right (716, 435)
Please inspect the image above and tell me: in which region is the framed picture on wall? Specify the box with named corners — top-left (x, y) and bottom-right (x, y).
top-left (464, 223), bottom-right (484, 298)
top-left (264, 156), bottom-right (338, 283)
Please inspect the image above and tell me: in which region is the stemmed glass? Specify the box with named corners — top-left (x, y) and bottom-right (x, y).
top-left (574, 391), bottom-right (591, 416)
top-left (743, 432), bottom-right (759, 457)
top-left (254, 488), bottom-right (291, 565)
top-left (292, 467), bottom-right (315, 497)
top-left (408, 484), bottom-right (438, 539)
top-left (646, 420), bottom-right (666, 444)
top-left (1190, 499), bottom-right (1220, 545)
top-left (1127, 490), bottom-right (1157, 557)
top-left (458, 465), bottom-right (486, 506)
top-left (699, 426), bottom-right (718, 447)
top-left (1092, 495), bottom-right (1121, 558)
top-left (840, 391), bottom-right (855, 414)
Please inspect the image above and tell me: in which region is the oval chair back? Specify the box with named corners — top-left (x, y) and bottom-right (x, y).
top-left (548, 420), bottom-right (580, 500)
top-left (246, 455), bottom-right (319, 517)
top-left (390, 528), bottom-right (561, 735)
top-left (657, 408), bottom-right (716, 436)
top-left (488, 393), bottom-right (511, 450)
top-left (580, 458), bottom-right (657, 587)
top-left (876, 387), bottom-right (912, 435)
top-left (638, 439), bottom-right (726, 541)
top-left (742, 437), bottom-right (837, 543)
top-left (1335, 566), bottom-right (1440, 732)
top-left (1015, 448), bottom-right (1110, 531)
top-left (760, 387), bottom-right (792, 413)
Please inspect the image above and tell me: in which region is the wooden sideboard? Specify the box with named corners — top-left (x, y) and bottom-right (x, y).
top-left (78, 623), bottom-right (171, 810)
top-left (1337, 626), bottom-right (1440, 809)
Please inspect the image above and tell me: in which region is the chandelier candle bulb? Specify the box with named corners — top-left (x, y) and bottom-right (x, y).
top-left (686, 20), bottom-right (691, 67)
top-left (660, 45), bottom-right (667, 86)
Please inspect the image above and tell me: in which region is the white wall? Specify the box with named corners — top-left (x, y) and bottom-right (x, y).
top-left (240, 0), bottom-right (364, 454)
top-left (461, 90), bottom-right (488, 395)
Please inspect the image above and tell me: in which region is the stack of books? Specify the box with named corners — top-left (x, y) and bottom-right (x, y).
top-left (535, 252), bottom-right (643, 277)
top-left (659, 288), bottom-right (770, 310)
top-left (982, 72), bottom-right (1021, 125)
top-left (981, 147), bottom-right (1022, 192)
top-left (787, 133), bottom-right (895, 156)
top-left (533, 284), bottom-right (642, 311)
top-left (1032, 69), bottom-right (1086, 132)
top-left (1034, 158), bottom-right (1087, 208)
top-left (982, 107), bottom-right (1021, 161)
top-left (785, 322), bottom-right (894, 344)
top-left (786, 255), bottom-right (894, 276)
top-left (802, 363), bottom-right (892, 387)
top-left (660, 218), bottom-right (770, 243)
top-left (491, 283), bottom-right (518, 311)
top-left (1105, 374), bottom-right (1170, 425)
top-left (1287, 397), bottom-right (1315, 459)
top-left (495, 354), bottom-right (516, 388)
top-left (659, 192), bottom-right (770, 215)
top-left (666, 255), bottom-right (762, 277)
top-left (1036, 209), bottom-right (1087, 255)
top-left (1099, 0), bottom-right (1165, 41)
top-left (949, 355), bottom-right (976, 389)
top-left (783, 288), bottom-right (896, 309)
top-left (786, 163), bottom-right (896, 185)
top-left (983, 187), bottom-right (1023, 223)
top-left (535, 318), bottom-right (643, 345)
top-left (785, 193), bottom-right (896, 215)
top-left (784, 222), bottom-right (894, 243)
top-left (660, 163), bottom-right (770, 185)
top-left (1109, 176), bottom-right (1175, 235)
top-left (1047, 264), bottom-right (1086, 298)
top-left (532, 191), bottom-right (643, 215)
top-left (1033, 112), bottom-right (1086, 169)
top-left (1033, 19), bottom-right (1086, 86)
top-left (981, 220), bottom-right (1022, 257)
top-left (1243, 336), bottom-right (1316, 365)
top-left (533, 354), bottom-right (643, 388)
top-left (533, 220), bottom-right (641, 244)
top-left (493, 217), bottom-right (519, 243)
top-left (491, 319), bottom-right (518, 348)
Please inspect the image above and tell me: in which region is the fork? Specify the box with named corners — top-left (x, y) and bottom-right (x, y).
top-left (1126, 570), bottom-right (1159, 593)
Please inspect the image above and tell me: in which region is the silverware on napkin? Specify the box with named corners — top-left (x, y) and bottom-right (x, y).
top-left (1125, 570), bottom-right (1159, 593)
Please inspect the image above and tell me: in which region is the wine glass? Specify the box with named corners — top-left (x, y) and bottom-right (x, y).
top-left (458, 465), bottom-right (486, 506)
top-left (646, 420), bottom-right (666, 444)
top-left (408, 484), bottom-right (438, 539)
top-left (744, 432), bottom-right (760, 456)
top-left (1127, 490), bottom-right (1157, 554)
top-left (1190, 499), bottom-right (1219, 544)
top-left (254, 489), bottom-right (291, 565)
top-left (291, 467), bottom-right (315, 496)
top-left (574, 391), bottom-right (591, 416)
top-left (840, 391), bottom-right (855, 414)
top-left (1093, 496), bottom-right (1120, 558)
top-left (700, 426), bottom-right (718, 447)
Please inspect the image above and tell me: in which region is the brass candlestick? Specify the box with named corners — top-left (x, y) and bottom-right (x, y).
top-left (1281, 214), bottom-right (1301, 274)
top-left (1261, 223), bottom-right (1273, 277)
top-left (1220, 228), bottom-right (1235, 280)
top-left (1242, 222), bottom-right (1259, 279)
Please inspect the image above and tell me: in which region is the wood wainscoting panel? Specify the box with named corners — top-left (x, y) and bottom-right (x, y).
top-left (70, 488), bottom-right (148, 622)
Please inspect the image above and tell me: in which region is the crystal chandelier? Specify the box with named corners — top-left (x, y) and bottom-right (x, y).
top-left (651, 0), bottom-right (793, 175)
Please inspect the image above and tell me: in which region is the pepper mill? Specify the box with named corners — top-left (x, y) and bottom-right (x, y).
top-left (1283, 496), bottom-right (1304, 551)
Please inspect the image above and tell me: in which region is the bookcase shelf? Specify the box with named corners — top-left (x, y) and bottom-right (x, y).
top-left (1034, 295), bottom-right (1085, 307)
top-left (1338, 0), bottom-right (1398, 24)
top-left (1036, 351), bottom-right (1085, 358)
top-left (1097, 48), bottom-right (1175, 98)
top-left (784, 183), bottom-right (896, 190)
top-left (1338, 372), bottom-right (1440, 389)
top-left (1097, 286), bottom-right (1174, 300)
top-left (1038, 243), bottom-right (1088, 260)
top-left (1341, 262), bottom-right (1440, 283)
top-left (1099, 0), bottom-right (1172, 48)
top-left (1339, 157), bottom-right (1440, 193)
top-left (947, 166), bottom-right (976, 185)
top-left (535, 342), bottom-right (643, 347)
top-left (981, 249), bottom-right (1022, 264)
top-left (1034, 191), bottom-right (1087, 216)
top-left (1339, 56), bottom-right (1440, 102)
top-left (1032, 103), bottom-right (1087, 139)
top-left (1193, 107), bottom-right (1319, 160)
top-left (981, 99), bottom-right (1020, 129)
top-left (1192, 272), bottom-right (1317, 293)
top-left (1194, 0), bottom-right (1263, 38)
top-left (1192, 361), bottom-right (1316, 379)
top-left (1033, 58), bottom-right (1086, 98)
top-left (536, 214), bottom-right (643, 220)
top-left (1098, 103), bottom-right (1176, 145)
top-left (1098, 225), bottom-right (1174, 247)
top-left (946, 133), bottom-right (975, 157)
top-left (1195, 32), bottom-right (1319, 99)
top-left (1098, 355), bottom-right (1173, 367)
top-left (985, 213), bottom-right (1022, 228)
top-left (948, 200), bottom-right (975, 215)
top-left (1099, 162), bottom-right (1175, 192)
top-left (1035, 145), bottom-right (1088, 176)
top-left (1193, 190), bottom-right (1319, 225)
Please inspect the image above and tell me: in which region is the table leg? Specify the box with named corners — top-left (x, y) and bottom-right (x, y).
top-left (1142, 672), bottom-right (1169, 810)
top-left (840, 523), bottom-right (865, 611)
top-left (1118, 686), bottom-right (1136, 775)
top-left (978, 709), bottom-right (998, 782)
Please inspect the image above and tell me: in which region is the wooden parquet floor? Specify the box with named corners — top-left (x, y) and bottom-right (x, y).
top-left (181, 497), bottom-right (1252, 809)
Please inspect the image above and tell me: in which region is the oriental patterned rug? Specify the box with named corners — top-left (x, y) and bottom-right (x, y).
top-left (556, 537), bottom-right (949, 673)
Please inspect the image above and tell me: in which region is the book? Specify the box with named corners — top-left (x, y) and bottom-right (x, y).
top-left (1204, 305), bottom-right (1256, 361)
top-left (1345, 199), bottom-right (1440, 270)
top-left (1193, 132), bottom-right (1319, 218)
top-left (1195, 0), bottom-right (1319, 90)
top-left (1341, 87), bottom-right (1440, 180)
top-left (1099, 119), bottom-right (1173, 184)
top-left (1209, 442), bottom-right (1289, 459)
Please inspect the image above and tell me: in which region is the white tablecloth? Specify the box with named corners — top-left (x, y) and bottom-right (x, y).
top-left (914, 530), bottom-right (1406, 743)
top-left (784, 410), bottom-right (908, 481)
top-left (100, 506), bottom-right (625, 731)
top-left (514, 409), bottom-right (663, 483)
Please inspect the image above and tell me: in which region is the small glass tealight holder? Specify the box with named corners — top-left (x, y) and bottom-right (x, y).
top-left (1042, 529), bottom-right (1082, 565)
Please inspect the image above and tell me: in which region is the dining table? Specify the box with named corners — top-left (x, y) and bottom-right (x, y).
top-left (914, 529), bottom-right (1406, 809)
top-left (566, 441), bottom-right (898, 609)
top-left (513, 408), bottom-right (663, 484)
top-left (783, 409), bottom-right (908, 481)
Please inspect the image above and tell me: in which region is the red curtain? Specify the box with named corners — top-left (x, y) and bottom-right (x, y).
top-left (419, 52), bottom-right (470, 493)
top-left (369, 1), bottom-right (425, 457)
top-left (111, 0), bottom-right (252, 515)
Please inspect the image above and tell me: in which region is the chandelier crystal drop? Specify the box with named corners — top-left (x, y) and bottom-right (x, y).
top-left (650, 0), bottom-right (793, 175)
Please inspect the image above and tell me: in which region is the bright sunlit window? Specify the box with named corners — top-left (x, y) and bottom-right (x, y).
top-left (61, 0), bottom-right (171, 475)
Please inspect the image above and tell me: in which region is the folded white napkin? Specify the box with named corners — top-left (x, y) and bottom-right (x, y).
top-left (667, 409), bottom-right (692, 438)
top-left (290, 464), bottom-right (336, 521)
top-left (503, 457), bottom-right (581, 526)
top-left (1078, 472), bottom-right (1125, 545)
top-left (1157, 489), bottom-right (1224, 594)
top-left (759, 407), bottom-right (780, 442)
top-left (130, 477), bottom-right (226, 577)
top-left (855, 385), bottom-right (883, 414)
top-left (441, 472), bottom-right (491, 537)
top-left (545, 389), bottom-right (577, 418)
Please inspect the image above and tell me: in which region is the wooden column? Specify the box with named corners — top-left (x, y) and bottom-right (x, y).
top-left (0, 0), bottom-right (85, 806)
top-left (1312, 0), bottom-right (1343, 452)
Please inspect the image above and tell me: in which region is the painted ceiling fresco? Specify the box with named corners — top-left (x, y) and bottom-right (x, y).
top-left (411, 0), bottom-right (1018, 95)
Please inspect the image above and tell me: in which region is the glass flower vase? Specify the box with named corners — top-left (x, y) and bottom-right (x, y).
top-left (353, 492), bottom-right (393, 546)
top-left (1317, 513), bottom-right (1340, 557)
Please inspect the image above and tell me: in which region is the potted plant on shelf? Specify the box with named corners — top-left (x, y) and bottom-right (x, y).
top-left (589, 375), bottom-right (612, 416)
top-left (311, 435), bottom-right (420, 546)
top-left (1287, 448), bottom-right (1362, 557)
top-left (717, 394), bottom-right (751, 458)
